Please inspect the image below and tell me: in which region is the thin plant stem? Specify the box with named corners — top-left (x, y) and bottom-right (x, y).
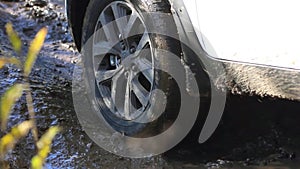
top-left (24, 82), bottom-right (38, 145)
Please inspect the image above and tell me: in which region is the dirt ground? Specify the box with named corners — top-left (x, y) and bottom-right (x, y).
top-left (0, 0), bottom-right (300, 168)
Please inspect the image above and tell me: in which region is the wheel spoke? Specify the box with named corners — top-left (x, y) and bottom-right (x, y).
top-left (134, 58), bottom-right (153, 83)
top-left (124, 72), bottom-right (132, 119)
top-left (123, 12), bottom-right (138, 38)
top-left (93, 25), bottom-right (106, 43)
top-left (132, 32), bottom-right (151, 59)
top-left (111, 3), bottom-right (128, 35)
top-left (131, 78), bottom-right (149, 107)
top-left (95, 66), bottom-right (123, 83)
top-left (93, 41), bottom-right (113, 56)
top-left (99, 13), bottom-right (119, 44)
top-left (137, 32), bottom-right (150, 52)
top-left (98, 85), bottom-right (115, 111)
top-left (111, 69), bottom-right (127, 112)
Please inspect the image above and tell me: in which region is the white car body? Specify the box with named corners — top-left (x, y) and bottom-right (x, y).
top-left (182, 0), bottom-right (300, 70)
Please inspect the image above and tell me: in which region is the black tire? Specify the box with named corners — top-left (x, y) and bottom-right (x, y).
top-left (81, 0), bottom-right (183, 138)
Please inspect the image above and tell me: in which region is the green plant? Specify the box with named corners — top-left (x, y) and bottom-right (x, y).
top-left (0, 23), bottom-right (60, 169)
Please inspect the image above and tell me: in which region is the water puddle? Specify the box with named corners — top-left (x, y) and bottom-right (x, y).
top-left (0, 0), bottom-right (299, 168)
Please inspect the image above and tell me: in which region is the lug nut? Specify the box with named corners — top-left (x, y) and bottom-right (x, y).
top-left (119, 40), bottom-right (126, 50)
top-left (130, 47), bottom-right (136, 54)
top-left (110, 55), bottom-right (117, 66)
top-left (121, 44), bottom-right (126, 50)
top-left (131, 65), bottom-right (137, 72)
top-left (124, 71), bottom-right (129, 78)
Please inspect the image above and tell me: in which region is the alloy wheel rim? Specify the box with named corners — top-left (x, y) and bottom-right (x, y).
top-left (92, 1), bottom-right (155, 121)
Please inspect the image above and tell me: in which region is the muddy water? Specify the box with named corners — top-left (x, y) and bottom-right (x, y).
top-left (0, 0), bottom-right (300, 168)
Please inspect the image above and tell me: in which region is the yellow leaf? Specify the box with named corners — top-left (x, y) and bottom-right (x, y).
top-left (37, 126), bottom-right (60, 149)
top-left (31, 126), bottom-right (60, 169)
top-left (0, 84), bottom-right (24, 130)
top-left (5, 23), bottom-right (22, 54)
top-left (38, 145), bottom-right (50, 159)
top-left (31, 155), bottom-right (43, 169)
top-left (11, 121), bottom-right (33, 139)
top-left (0, 134), bottom-right (14, 156)
top-left (0, 58), bottom-right (4, 69)
top-left (0, 121), bottom-right (32, 157)
top-left (0, 57), bottom-right (21, 69)
top-left (24, 27), bottom-right (47, 77)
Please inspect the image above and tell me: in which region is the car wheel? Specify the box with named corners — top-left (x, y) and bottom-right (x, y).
top-left (81, 0), bottom-right (186, 138)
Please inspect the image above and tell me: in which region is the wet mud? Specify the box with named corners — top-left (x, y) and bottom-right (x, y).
top-left (0, 0), bottom-right (300, 168)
